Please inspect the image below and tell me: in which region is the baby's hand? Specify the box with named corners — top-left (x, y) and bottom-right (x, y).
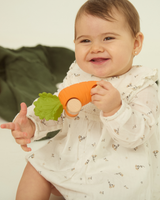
top-left (91, 80), bottom-right (122, 117)
top-left (0, 103), bottom-right (35, 152)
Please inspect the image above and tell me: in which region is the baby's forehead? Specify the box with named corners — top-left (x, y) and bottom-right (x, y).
top-left (75, 9), bottom-right (133, 39)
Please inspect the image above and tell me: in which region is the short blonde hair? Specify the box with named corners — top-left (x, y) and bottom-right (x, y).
top-left (75, 0), bottom-right (140, 38)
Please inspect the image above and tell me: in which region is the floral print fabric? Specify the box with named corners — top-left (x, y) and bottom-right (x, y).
top-left (26, 63), bottom-right (160, 200)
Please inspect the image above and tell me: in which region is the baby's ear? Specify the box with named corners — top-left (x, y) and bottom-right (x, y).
top-left (133, 32), bottom-right (144, 56)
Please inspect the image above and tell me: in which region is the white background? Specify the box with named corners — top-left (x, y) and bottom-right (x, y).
top-left (0, 1), bottom-right (160, 199)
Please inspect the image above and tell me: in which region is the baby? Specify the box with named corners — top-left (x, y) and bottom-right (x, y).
top-left (1, 0), bottom-right (160, 199)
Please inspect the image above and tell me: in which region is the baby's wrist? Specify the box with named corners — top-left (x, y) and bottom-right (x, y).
top-left (103, 104), bottom-right (122, 117)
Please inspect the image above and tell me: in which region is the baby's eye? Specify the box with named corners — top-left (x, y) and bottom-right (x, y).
top-left (104, 37), bottom-right (114, 41)
top-left (80, 39), bottom-right (90, 43)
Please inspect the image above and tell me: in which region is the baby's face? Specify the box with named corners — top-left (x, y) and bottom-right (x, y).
top-left (74, 11), bottom-right (136, 78)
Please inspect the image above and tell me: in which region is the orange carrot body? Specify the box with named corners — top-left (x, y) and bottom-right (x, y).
top-left (58, 81), bottom-right (97, 117)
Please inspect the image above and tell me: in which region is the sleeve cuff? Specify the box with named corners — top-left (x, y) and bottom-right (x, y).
top-left (100, 100), bottom-right (127, 122)
top-left (26, 115), bottom-right (40, 142)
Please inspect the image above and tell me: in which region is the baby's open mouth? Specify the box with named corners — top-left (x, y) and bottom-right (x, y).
top-left (90, 58), bottom-right (109, 63)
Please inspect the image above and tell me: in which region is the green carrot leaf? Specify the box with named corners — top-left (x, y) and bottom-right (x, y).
top-left (34, 92), bottom-right (63, 121)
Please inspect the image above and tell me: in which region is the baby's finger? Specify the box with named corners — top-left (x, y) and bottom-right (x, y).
top-left (21, 145), bottom-right (32, 152)
top-left (91, 85), bottom-right (106, 96)
top-left (15, 138), bottom-right (31, 146)
top-left (97, 80), bottom-right (113, 90)
top-left (0, 123), bottom-right (15, 130)
top-left (12, 130), bottom-right (28, 139)
top-left (91, 93), bottom-right (101, 102)
top-left (19, 102), bottom-right (27, 118)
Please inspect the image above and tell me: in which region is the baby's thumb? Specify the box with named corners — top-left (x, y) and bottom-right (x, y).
top-left (19, 102), bottom-right (27, 117)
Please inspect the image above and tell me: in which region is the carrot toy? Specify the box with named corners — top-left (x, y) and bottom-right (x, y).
top-left (34, 81), bottom-right (97, 121)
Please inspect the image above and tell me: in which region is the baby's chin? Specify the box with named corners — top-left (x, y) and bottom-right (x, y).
top-left (91, 72), bottom-right (113, 79)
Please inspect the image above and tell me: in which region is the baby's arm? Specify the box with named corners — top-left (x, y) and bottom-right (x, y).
top-left (0, 103), bottom-right (35, 152)
top-left (100, 84), bottom-right (160, 148)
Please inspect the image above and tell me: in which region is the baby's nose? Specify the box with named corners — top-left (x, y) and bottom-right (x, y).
top-left (90, 43), bottom-right (104, 54)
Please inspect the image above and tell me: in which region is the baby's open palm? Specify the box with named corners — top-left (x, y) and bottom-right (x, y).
top-left (0, 103), bottom-right (35, 151)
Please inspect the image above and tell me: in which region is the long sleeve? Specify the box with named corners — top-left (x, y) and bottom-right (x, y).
top-left (27, 103), bottom-right (64, 141)
top-left (100, 84), bottom-right (160, 148)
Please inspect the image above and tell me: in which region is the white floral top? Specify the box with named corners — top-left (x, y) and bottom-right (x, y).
top-left (27, 62), bottom-right (160, 200)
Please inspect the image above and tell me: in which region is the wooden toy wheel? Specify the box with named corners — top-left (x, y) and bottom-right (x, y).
top-left (66, 98), bottom-right (82, 116)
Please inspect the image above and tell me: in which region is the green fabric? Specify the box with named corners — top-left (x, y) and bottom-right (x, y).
top-left (0, 45), bottom-right (75, 139)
